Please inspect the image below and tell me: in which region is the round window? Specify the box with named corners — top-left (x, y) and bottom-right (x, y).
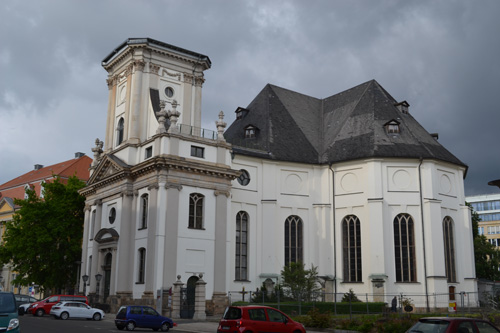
top-left (165, 87), bottom-right (174, 98)
top-left (109, 207), bottom-right (116, 224)
top-left (237, 169), bottom-right (250, 186)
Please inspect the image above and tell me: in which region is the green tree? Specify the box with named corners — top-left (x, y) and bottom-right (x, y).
top-left (468, 202), bottom-right (500, 280)
top-left (280, 262), bottom-right (321, 301)
top-left (0, 176), bottom-right (86, 292)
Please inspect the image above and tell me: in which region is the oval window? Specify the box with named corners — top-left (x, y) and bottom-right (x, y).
top-left (165, 87), bottom-right (174, 98)
top-left (237, 169), bottom-right (250, 186)
top-left (109, 207), bottom-right (116, 224)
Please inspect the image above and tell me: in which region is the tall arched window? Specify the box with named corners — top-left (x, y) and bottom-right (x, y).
top-left (284, 215), bottom-right (303, 265)
top-left (137, 248), bottom-right (146, 284)
top-left (189, 193), bottom-right (204, 229)
top-left (140, 194), bottom-right (148, 229)
top-left (342, 215), bottom-right (362, 282)
top-left (235, 211), bottom-right (248, 281)
top-left (116, 117), bottom-right (124, 146)
top-left (443, 216), bottom-right (457, 283)
top-left (394, 213), bottom-right (417, 282)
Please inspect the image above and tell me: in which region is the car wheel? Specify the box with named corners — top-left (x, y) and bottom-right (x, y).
top-left (160, 323), bottom-right (170, 332)
top-left (126, 321), bottom-right (136, 331)
top-left (92, 312), bottom-right (102, 321)
top-left (60, 312), bottom-right (69, 320)
top-left (35, 309), bottom-right (44, 317)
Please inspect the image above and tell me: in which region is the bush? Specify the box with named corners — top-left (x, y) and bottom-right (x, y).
top-left (342, 288), bottom-right (361, 302)
top-left (303, 308), bottom-right (332, 328)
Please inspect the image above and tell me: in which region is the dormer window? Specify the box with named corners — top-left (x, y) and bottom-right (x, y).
top-left (245, 125), bottom-right (257, 138)
top-left (235, 107), bottom-right (249, 120)
top-left (384, 120), bottom-right (401, 134)
top-left (394, 101), bottom-right (410, 114)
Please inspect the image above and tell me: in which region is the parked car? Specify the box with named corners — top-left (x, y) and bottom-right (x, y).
top-left (27, 294), bottom-right (88, 317)
top-left (217, 305), bottom-right (306, 333)
top-left (14, 294), bottom-right (38, 315)
top-left (50, 301), bottom-right (105, 320)
top-left (115, 305), bottom-right (176, 331)
top-left (0, 292), bottom-right (20, 332)
top-left (406, 317), bottom-right (500, 332)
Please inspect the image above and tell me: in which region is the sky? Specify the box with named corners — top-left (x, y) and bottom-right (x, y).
top-left (0, 0), bottom-right (499, 196)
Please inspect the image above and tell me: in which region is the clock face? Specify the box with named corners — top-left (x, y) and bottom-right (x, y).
top-left (237, 169), bottom-right (250, 186)
top-left (165, 86), bottom-right (174, 98)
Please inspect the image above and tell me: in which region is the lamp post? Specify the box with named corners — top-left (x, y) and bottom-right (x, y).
top-left (95, 273), bottom-right (102, 303)
top-left (82, 275), bottom-right (89, 296)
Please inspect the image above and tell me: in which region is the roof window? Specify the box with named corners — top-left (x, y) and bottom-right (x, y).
top-left (394, 101), bottom-right (410, 114)
top-left (235, 107), bottom-right (249, 120)
top-left (245, 125), bottom-right (258, 138)
top-left (384, 119), bottom-right (401, 134)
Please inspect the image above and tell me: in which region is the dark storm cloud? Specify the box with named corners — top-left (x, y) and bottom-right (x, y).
top-left (1, 0), bottom-right (499, 196)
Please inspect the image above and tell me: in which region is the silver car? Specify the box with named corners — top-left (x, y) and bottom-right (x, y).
top-left (49, 301), bottom-right (104, 321)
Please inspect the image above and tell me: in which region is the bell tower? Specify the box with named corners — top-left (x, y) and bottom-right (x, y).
top-left (101, 38), bottom-right (211, 154)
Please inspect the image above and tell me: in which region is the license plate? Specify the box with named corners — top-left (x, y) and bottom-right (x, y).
top-left (222, 326), bottom-right (230, 330)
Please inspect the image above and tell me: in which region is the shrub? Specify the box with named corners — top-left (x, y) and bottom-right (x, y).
top-left (304, 308), bottom-right (332, 328)
top-left (342, 288), bottom-right (361, 302)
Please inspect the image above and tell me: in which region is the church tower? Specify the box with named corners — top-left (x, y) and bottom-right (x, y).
top-left (80, 39), bottom-right (238, 316)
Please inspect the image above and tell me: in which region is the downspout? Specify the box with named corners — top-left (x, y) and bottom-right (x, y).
top-left (418, 157), bottom-right (430, 312)
top-left (329, 164), bottom-right (337, 311)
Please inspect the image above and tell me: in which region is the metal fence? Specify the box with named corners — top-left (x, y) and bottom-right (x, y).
top-left (178, 124), bottom-right (217, 140)
top-left (227, 290), bottom-right (495, 317)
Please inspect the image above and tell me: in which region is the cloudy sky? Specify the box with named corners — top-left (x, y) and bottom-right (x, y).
top-left (1, 0), bottom-right (499, 196)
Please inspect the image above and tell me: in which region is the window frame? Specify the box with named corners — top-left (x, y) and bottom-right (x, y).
top-left (235, 211), bottom-right (249, 281)
top-left (137, 247), bottom-right (146, 284)
top-left (188, 193), bottom-right (204, 229)
top-left (393, 213), bottom-right (417, 282)
top-left (284, 215), bottom-right (303, 266)
top-left (190, 145), bottom-right (205, 158)
top-left (443, 216), bottom-right (457, 283)
top-left (116, 117), bottom-right (124, 146)
top-left (139, 194), bottom-right (148, 230)
top-left (342, 215), bottom-right (362, 282)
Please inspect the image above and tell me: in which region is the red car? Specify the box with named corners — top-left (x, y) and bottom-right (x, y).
top-left (27, 295), bottom-right (88, 317)
top-left (406, 317), bottom-right (500, 332)
top-left (217, 305), bottom-right (306, 333)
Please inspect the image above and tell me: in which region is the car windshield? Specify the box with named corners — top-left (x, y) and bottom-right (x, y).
top-left (408, 320), bottom-right (450, 333)
top-left (0, 294), bottom-right (16, 313)
top-left (223, 307), bottom-right (242, 320)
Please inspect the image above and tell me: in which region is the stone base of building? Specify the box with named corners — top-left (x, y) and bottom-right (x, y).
top-left (210, 292), bottom-right (229, 316)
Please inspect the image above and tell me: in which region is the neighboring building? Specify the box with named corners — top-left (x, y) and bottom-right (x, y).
top-left (0, 153), bottom-right (92, 293)
top-left (466, 193), bottom-right (500, 246)
top-left (80, 38), bottom-right (477, 317)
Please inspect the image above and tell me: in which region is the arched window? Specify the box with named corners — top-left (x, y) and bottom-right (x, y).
top-left (443, 216), bottom-right (457, 283)
top-left (342, 215), bottom-right (362, 282)
top-left (140, 194), bottom-right (148, 229)
top-left (236, 211), bottom-right (248, 281)
top-left (116, 117), bottom-right (124, 146)
top-left (189, 193), bottom-right (204, 229)
top-left (394, 213), bottom-right (417, 282)
top-left (284, 215), bottom-right (303, 265)
top-left (137, 248), bottom-right (146, 284)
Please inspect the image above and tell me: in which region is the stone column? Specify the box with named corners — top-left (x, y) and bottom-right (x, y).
top-left (80, 205), bottom-right (91, 293)
top-left (163, 184), bottom-right (181, 289)
top-left (193, 274), bottom-right (207, 320)
top-left (116, 191), bottom-right (135, 296)
top-left (90, 200), bottom-right (103, 293)
top-left (104, 76), bottom-right (117, 151)
top-left (171, 276), bottom-right (184, 319)
top-left (212, 190), bottom-right (229, 308)
top-left (129, 60), bottom-right (145, 144)
top-left (145, 183), bottom-right (159, 295)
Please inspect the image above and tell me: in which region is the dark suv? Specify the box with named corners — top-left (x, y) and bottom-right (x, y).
top-left (217, 305), bottom-right (306, 333)
top-left (115, 305), bottom-right (176, 331)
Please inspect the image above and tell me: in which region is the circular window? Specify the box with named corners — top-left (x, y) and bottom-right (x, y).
top-left (237, 169), bottom-right (250, 186)
top-left (109, 207), bottom-right (116, 224)
top-left (165, 87), bottom-right (174, 98)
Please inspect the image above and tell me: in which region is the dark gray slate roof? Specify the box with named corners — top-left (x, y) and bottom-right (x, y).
top-left (224, 80), bottom-right (466, 168)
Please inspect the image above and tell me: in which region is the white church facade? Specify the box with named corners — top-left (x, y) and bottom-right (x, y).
top-left (79, 38), bottom-right (477, 316)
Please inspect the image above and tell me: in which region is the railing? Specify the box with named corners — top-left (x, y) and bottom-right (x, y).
top-left (178, 124), bottom-right (217, 140)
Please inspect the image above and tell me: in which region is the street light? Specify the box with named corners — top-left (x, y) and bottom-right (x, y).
top-left (82, 275), bottom-right (89, 296)
top-left (95, 273), bottom-right (102, 303)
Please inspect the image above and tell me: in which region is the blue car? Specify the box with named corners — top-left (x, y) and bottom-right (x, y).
top-left (115, 305), bottom-right (176, 331)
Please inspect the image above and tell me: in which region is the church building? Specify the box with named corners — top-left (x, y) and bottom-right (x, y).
top-left (79, 38), bottom-right (477, 316)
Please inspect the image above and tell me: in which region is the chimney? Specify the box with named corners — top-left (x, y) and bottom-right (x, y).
top-left (394, 101), bottom-right (410, 114)
top-left (34, 164), bottom-right (44, 170)
top-left (431, 133), bottom-right (439, 140)
top-left (75, 152), bottom-right (85, 158)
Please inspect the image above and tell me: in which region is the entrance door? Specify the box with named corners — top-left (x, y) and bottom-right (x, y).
top-left (180, 276), bottom-right (198, 318)
top-left (103, 253), bottom-right (112, 302)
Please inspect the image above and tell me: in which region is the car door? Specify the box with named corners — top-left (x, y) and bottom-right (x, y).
top-left (78, 303), bottom-right (91, 318)
top-left (129, 306), bottom-right (144, 327)
top-left (142, 306), bottom-right (161, 329)
top-left (246, 308), bottom-right (269, 332)
top-left (266, 308), bottom-right (292, 333)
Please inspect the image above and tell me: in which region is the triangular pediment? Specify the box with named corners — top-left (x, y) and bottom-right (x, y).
top-left (87, 155), bottom-right (130, 186)
top-left (0, 197), bottom-right (15, 213)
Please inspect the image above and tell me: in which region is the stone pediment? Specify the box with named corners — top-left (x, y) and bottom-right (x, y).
top-left (94, 228), bottom-right (119, 244)
top-left (87, 155), bottom-right (130, 186)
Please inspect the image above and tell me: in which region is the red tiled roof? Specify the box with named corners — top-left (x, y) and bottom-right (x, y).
top-left (0, 155), bottom-right (92, 200)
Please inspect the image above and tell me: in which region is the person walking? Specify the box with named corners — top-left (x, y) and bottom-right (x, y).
top-left (391, 296), bottom-right (397, 312)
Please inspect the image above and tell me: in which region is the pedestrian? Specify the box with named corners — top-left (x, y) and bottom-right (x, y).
top-left (391, 296), bottom-right (397, 312)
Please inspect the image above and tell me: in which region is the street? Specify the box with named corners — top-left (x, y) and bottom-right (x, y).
top-left (19, 314), bottom-right (326, 333)
top-left (19, 314), bottom-right (220, 333)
